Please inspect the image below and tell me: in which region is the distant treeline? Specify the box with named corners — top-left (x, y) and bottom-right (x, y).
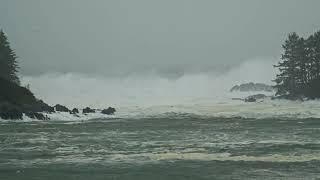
top-left (274, 31), bottom-right (320, 99)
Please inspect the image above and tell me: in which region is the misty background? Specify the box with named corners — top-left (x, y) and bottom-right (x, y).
top-left (1, 0), bottom-right (320, 106)
top-left (1, 0), bottom-right (320, 78)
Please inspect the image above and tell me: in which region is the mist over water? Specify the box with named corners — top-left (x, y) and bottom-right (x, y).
top-left (22, 58), bottom-right (277, 108)
top-left (21, 58), bottom-right (320, 120)
top-left (2, 1), bottom-right (320, 179)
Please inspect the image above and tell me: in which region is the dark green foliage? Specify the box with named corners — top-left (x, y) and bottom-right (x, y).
top-left (274, 31), bottom-right (320, 99)
top-left (0, 30), bottom-right (20, 84)
top-left (304, 78), bottom-right (320, 99)
top-left (0, 77), bottom-right (33, 119)
top-left (0, 29), bottom-right (54, 120)
top-left (0, 77), bottom-right (37, 107)
top-left (307, 31), bottom-right (320, 80)
top-left (0, 78), bottom-right (54, 113)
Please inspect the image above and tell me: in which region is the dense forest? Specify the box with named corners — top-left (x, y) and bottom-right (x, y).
top-left (274, 31), bottom-right (320, 99)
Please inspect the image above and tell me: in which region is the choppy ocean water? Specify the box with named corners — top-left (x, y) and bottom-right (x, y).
top-left (9, 59), bottom-right (320, 179)
top-left (1, 104), bottom-right (320, 180)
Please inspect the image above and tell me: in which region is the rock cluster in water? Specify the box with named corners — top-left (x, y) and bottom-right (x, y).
top-left (230, 82), bottom-right (274, 92)
top-left (101, 107), bottom-right (116, 115)
top-left (83, 107), bottom-right (96, 114)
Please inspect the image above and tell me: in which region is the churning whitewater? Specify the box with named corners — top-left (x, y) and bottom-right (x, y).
top-left (18, 59), bottom-right (320, 121)
top-left (1, 114), bottom-right (320, 179)
top-left (2, 1), bottom-right (320, 179)
top-left (1, 59), bottom-right (320, 179)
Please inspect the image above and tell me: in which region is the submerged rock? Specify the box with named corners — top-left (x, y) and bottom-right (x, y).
top-left (245, 97), bottom-right (257, 102)
top-left (245, 94), bottom-right (268, 102)
top-left (271, 95), bottom-right (304, 101)
top-left (231, 98), bottom-right (244, 101)
top-left (55, 104), bottom-right (70, 112)
top-left (101, 107), bottom-right (116, 115)
top-left (83, 107), bottom-right (95, 114)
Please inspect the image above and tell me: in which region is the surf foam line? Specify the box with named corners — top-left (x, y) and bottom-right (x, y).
top-left (1, 98), bottom-right (320, 122)
top-left (109, 152), bottom-right (320, 163)
top-left (6, 152), bottom-right (320, 165)
top-left (2, 98), bottom-right (320, 122)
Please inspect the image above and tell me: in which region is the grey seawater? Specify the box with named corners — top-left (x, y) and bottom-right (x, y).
top-left (1, 114), bottom-right (320, 180)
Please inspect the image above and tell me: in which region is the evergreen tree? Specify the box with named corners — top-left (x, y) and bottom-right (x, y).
top-left (273, 32), bottom-right (305, 97)
top-left (307, 31), bottom-right (320, 80)
top-left (295, 36), bottom-right (308, 88)
top-left (0, 30), bottom-right (20, 84)
top-left (274, 31), bottom-right (320, 99)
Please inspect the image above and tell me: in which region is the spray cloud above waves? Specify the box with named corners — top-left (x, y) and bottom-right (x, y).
top-left (1, 0), bottom-right (320, 107)
top-left (22, 58), bottom-right (278, 107)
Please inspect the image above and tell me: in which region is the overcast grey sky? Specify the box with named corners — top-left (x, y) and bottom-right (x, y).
top-left (1, 0), bottom-right (320, 77)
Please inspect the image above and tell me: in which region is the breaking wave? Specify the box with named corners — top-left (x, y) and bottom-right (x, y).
top-left (19, 58), bottom-right (320, 120)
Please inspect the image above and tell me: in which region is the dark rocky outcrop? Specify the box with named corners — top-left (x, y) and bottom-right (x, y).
top-left (25, 112), bottom-right (48, 120)
top-left (0, 104), bottom-right (23, 120)
top-left (31, 100), bottom-right (55, 113)
top-left (0, 78), bottom-right (38, 107)
top-left (71, 108), bottom-right (79, 114)
top-left (230, 82), bottom-right (274, 92)
top-left (0, 77), bottom-right (53, 120)
top-left (83, 107), bottom-right (95, 114)
top-left (101, 107), bottom-right (116, 115)
top-left (20, 100), bottom-right (55, 113)
top-left (55, 104), bottom-right (70, 112)
top-left (245, 97), bottom-right (257, 102)
top-left (0, 111), bottom-right (23, 120)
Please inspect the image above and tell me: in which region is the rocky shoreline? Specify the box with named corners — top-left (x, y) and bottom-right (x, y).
top-left (0, 103), bottom-right (116, 121)
top-left (0, 77), bottom-right (116, 120)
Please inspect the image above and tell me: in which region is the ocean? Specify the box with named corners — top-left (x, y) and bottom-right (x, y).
top-left (1, 100), bottom-right (320, 180)
top-left (3, 63), bottom-right (320, 179)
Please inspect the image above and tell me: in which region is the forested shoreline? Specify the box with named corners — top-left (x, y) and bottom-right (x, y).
top-left (274, 31), bottom-right (320, 99)
top-left (0, 30), bottom-right (115, 120)
top-left (1, 27), bottom-right (320, 120)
